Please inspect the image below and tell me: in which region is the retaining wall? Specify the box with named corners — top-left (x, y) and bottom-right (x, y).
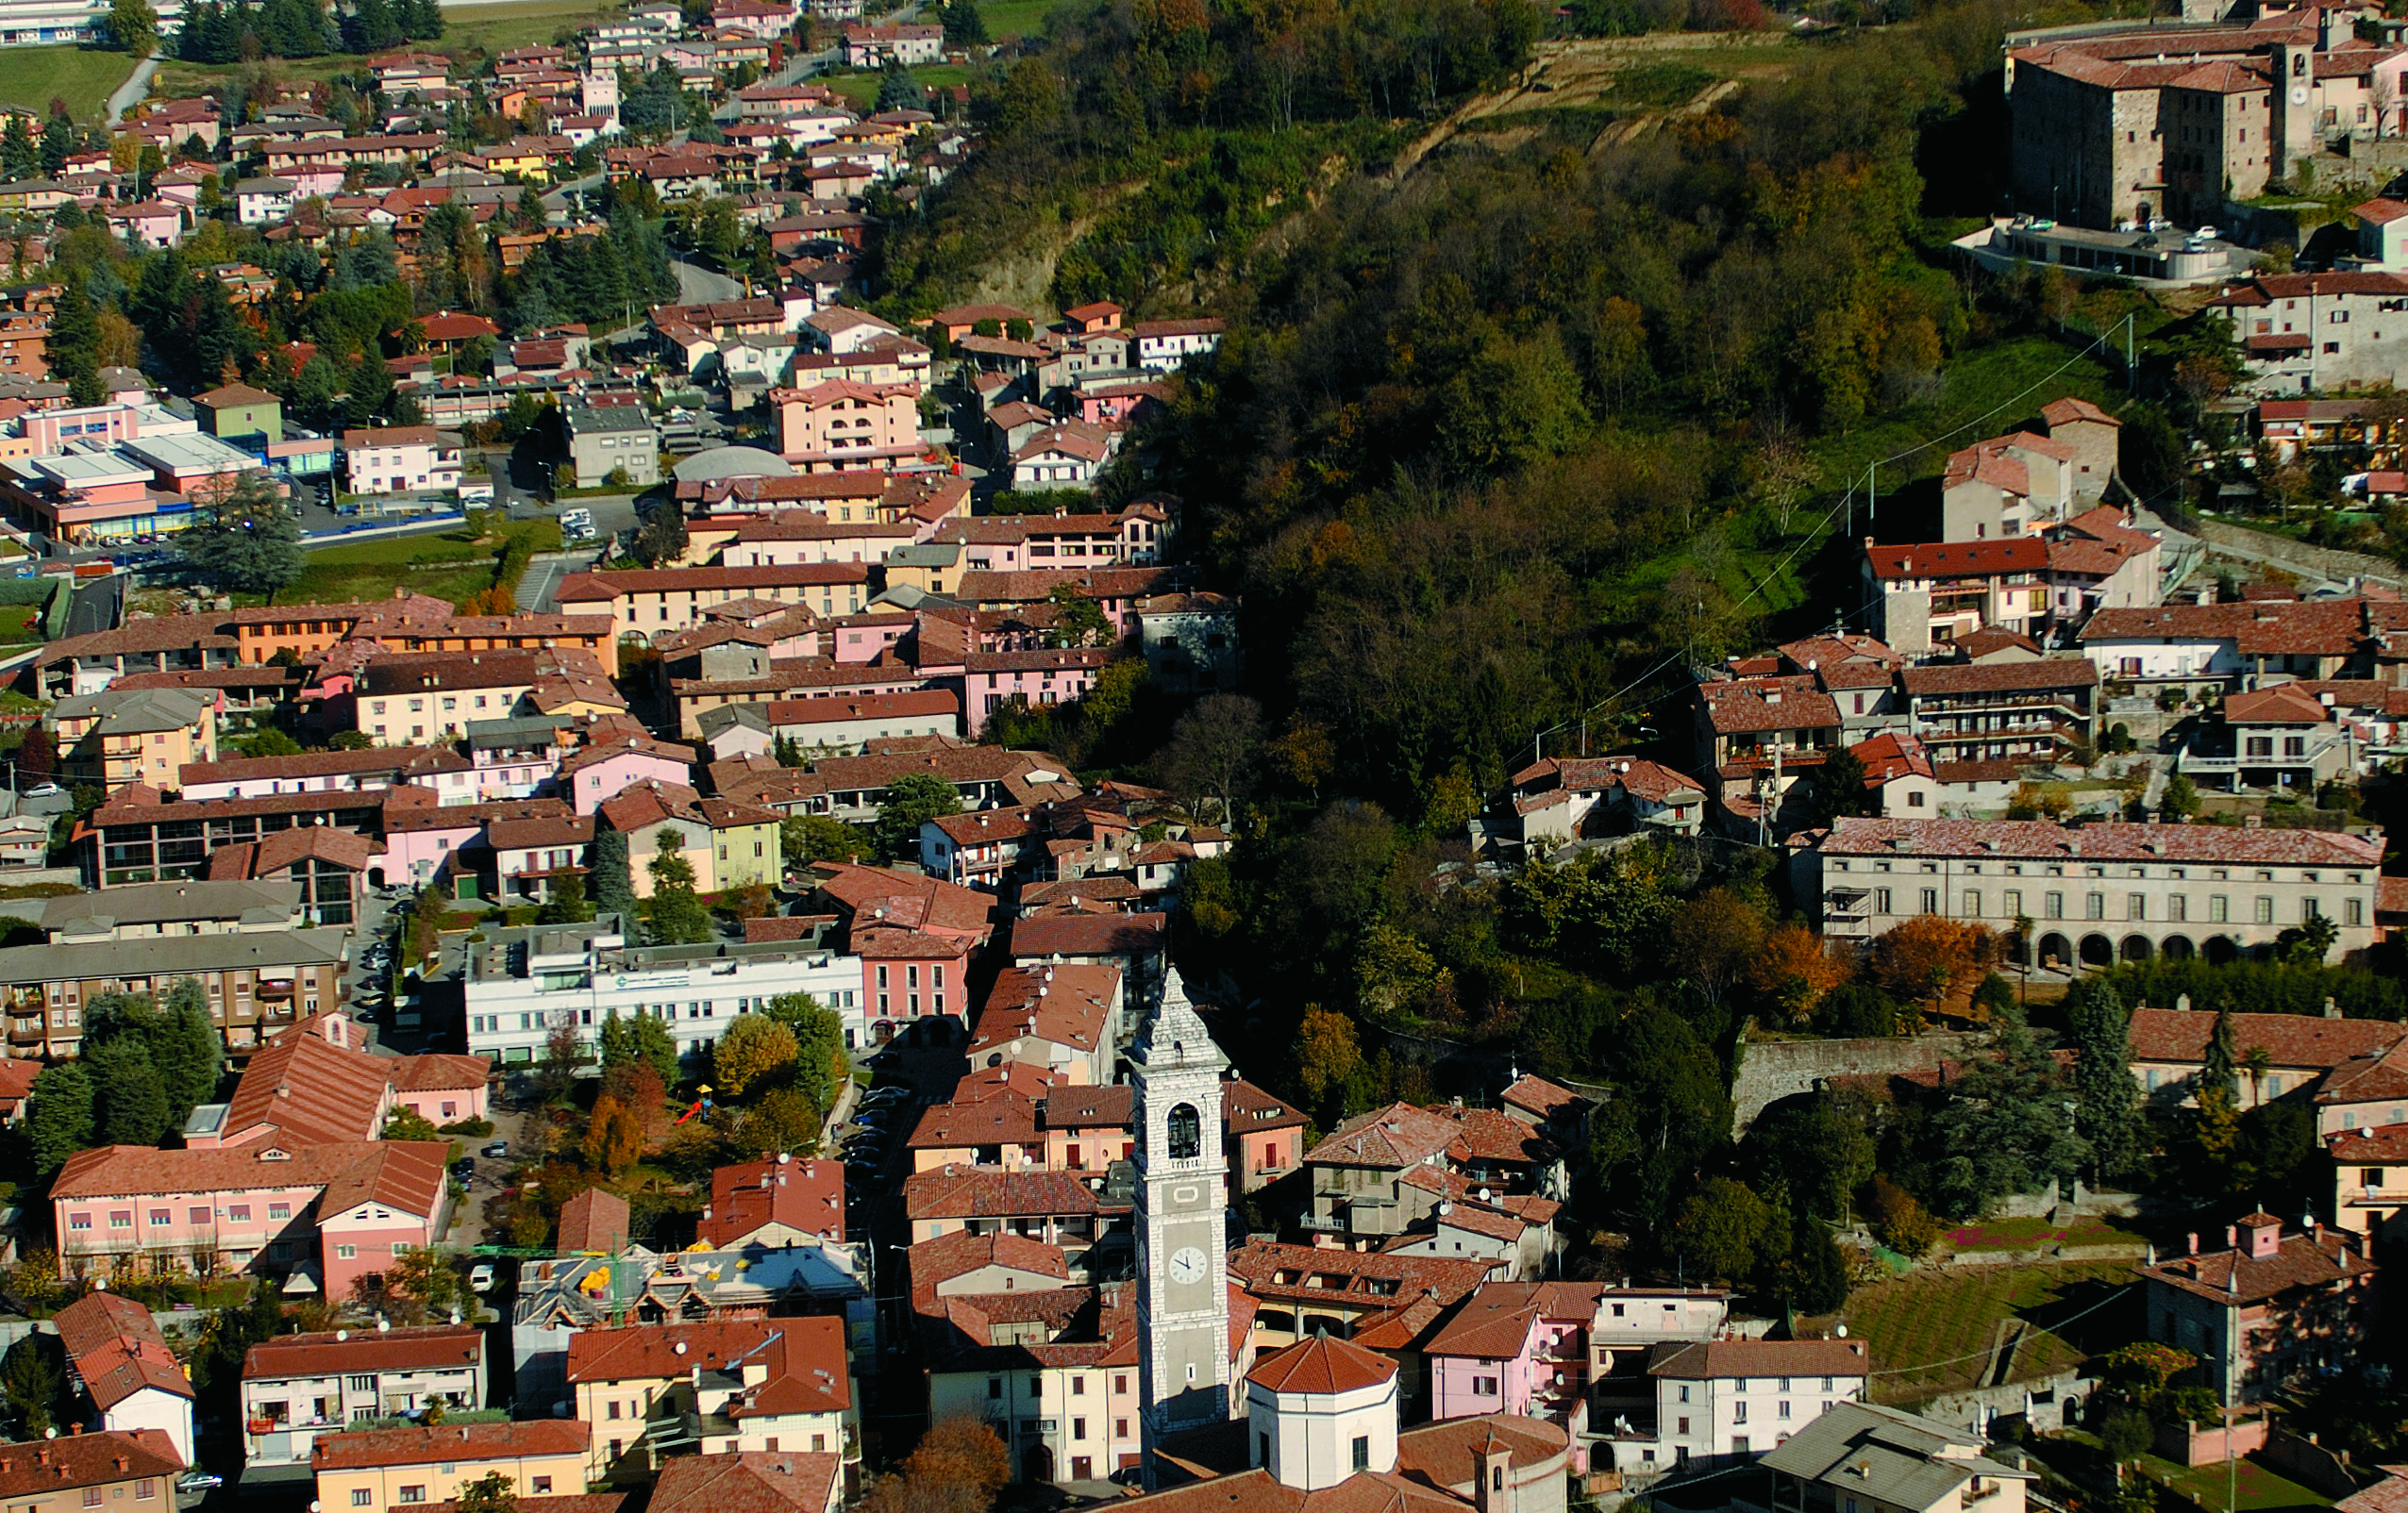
top-left (1732, 1033), bottom-right (1982, 1130)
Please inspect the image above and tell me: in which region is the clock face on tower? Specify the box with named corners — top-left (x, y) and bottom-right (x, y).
top-left (1169, 1246), bottom-right (1208, 1285)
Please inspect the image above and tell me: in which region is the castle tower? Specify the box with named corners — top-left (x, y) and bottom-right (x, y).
top-left (1131, 966), bottom-right (1231, 1484)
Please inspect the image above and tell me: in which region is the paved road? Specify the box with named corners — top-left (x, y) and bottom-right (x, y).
top-left (513, 550), bottom-right (600, 613)
top-left (105, 52), bottom-right (161, 124)
top-left (64, 573), bottom-right (121, 638)
top-left (674, 255), bottom-right (744, 306)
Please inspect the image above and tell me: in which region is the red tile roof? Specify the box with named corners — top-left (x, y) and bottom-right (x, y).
top-left (1898, 659), bottom-right (2099, 696)
top-left (699, 1157), bottom-right (844, 1246)
top-left (1865, 539), bottom-right (2049, 581)
top-left (2138, 1225), bottom-right (2374, 1305)
top-left (54, 1292), bottom-right (191, 1410)
top-left (54, 1141), bottom-right (449, 1218)
top-left (1246, 1334), bottom-right (1396, 1394)
top-left (2127, 1006), bottom-right (2405, 1069)
top-left (903, 1164), bottom-right (1123, 1222)
top-left (1648, 1338), bottom-right (1870, 1378)
top-left (1306, 1103), bottom-right (1462, 1169)
top-left (0, 1432), bottom-right (184, 1493)
top-left (1813, 817), bottom-right (2382, 867)
top-left (557, 1187), bottom-right (631, 1254)
top-left (311, 1419), bottom-right (589, 1469)
top-left (650, 1453), bottom-right (841, 1513)
top-left (907, 1228), bottom-right (1072, 1294)
top-left (245, 1323), bottom-right (481, 1382)
top-left (1007, 911), bottom-right (1166, 960)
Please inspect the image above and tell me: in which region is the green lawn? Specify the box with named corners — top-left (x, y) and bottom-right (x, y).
top-left (1806, 1261), bottom-right (2137, 1406)
top-left (977, 0), bottom-right (1059, 40)
top-left (824, 60), bottom-right (979, 109)
top-left (439, 0), bottom-right (628, 60)
top-left (0, 46), bottom-right (142, 121)
top-left (273, 517), bottom-right (560, 609)
top-left (2144, 1451), bottom-right (2334, 1512)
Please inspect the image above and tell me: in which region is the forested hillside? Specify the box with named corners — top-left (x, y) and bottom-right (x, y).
top-left (877, 0), bottom-right (2222, 1288)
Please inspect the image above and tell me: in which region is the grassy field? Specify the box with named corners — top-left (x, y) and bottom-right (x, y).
top-left (0, 46), bottom-right (142, 121)
top-left (272, 516), bottom-right (560, 608)
top-left (978, 0), bottom-right (1058, 39)
top-left (2148, 1452), bottom-right (2335, 1512)
top-left (1944, 1214), bottom-right (2149, 1253)
top-left (152, 54), bottom-right (362, 98)
top-left (439, 0), bottom-right (626, 59)
top-left (1806, 1261), bottom-right (2137, 1406)
top-left (824, 60), bottom-right (978, 108)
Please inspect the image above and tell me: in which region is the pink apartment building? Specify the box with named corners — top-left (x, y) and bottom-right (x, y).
top-left (1425, 1281), bottom-right (1731, 1456)
top-left (560, 736), bottom-right (695, 815)
top-left (51, 1139), bottom-right (451, 1295)
top-left (772, 380), bottom-right (921, 468)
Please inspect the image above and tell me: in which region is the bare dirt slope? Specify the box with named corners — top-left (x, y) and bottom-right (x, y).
top-left (1387, 31), bottom-right (1798, 179)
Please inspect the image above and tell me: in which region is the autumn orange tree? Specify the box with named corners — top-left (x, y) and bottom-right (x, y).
top-left (1664, 888), bottom-right (1765, 1004)
top-left (1747, 924), bottom-right (1848, 1026)
top-left (459, 583), bottom-right (515, 616)
top-left (1868, 915), bottom-right (2000, 1025)
top-left (581, 1094), bottom-right (644, 1175)
top-left (857, 1417), bottom-right (1011, 1513)
top-left (1293, 1005), bottom-right (1362, 1117)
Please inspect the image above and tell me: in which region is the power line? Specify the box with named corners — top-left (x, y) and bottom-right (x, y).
top-left (1527, 330), bottom-right (2123, 756)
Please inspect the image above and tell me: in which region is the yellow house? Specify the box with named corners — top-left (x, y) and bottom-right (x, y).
top-left (49, 686), bottom-right (218, 793)
top-left (564, 1320), bottom-right (855, 1484)
top-left (701, 797), bottom-right (782, 891)
top-left (310, 1421), bottom-right (592, 1510)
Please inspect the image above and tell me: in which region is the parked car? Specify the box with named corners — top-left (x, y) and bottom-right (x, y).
top-left (482, 1140), bottom-right (510, 1158)
top-left (176, 1473), bottom-right (223, 1494)
top-left (469, 1263), bottom-right (495, 1290)
top-left (23, 782), bottom-right (60, 798)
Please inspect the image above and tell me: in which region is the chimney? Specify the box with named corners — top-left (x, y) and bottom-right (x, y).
top-left (2327, 997), bottom-right (2342, 1019)
top-left (2187, 1232), bottom-right (2199, 1255)
top-left (2226, 1225), bottom-right (2239, 1249)
top-left (2243, 1212), bottom-right (2283, 1259)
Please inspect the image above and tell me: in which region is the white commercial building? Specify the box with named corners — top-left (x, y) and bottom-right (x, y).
top-left (463, 916), bottom-right (866, 1065)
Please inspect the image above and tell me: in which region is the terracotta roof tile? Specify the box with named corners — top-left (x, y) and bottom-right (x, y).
top-left (55, 1293), bottom-right (190, 1410)
top-left (1246, 1335), bottom-right (1396, 1394)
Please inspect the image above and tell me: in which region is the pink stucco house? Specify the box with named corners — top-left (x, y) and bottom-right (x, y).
top-left (962, 649), bottom-right (1110, 728)
top-left (388, 1054), bottom-right (492, 1125)
top-left (560, 734), bottom-right (695, 815)
top-left (51, 1139), bottom-right (452, 1297)
top-left (1423, 1281), bottom-right (1733, 1463)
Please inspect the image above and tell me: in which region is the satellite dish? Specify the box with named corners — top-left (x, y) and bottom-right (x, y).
top-left (1836, 1324), bottom-right (1849, 1338)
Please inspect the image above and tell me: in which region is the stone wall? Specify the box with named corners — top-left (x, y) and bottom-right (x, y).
top-left (1732, 1033), bottom-right (1983, 1131)
top-left (2191, 517), bottom-right (2401, 590)
top-left (1913, 1369), bottom-right (2096, 1436)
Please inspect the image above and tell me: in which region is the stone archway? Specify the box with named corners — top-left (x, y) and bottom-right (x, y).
top-left (2080, 934), bottom-right (2115, 969)
top-left (2162, 935), bottom-right (2196, 960)
top-left (2040, 933), bottom-right (2074, 970)
top-left (2120, 934), bottom-right (2154, 962)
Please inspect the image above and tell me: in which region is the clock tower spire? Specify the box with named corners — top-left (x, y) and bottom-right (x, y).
top-left (1129, 965), bottom-right (1231, 1486)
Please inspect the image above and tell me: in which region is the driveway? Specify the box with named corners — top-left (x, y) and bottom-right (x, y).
top-left (64, 572), bottom-right (121, 638)
top-left (674, 256), bottom-right (744, 306)
top-left (105, 52), bottom-right (160, 123)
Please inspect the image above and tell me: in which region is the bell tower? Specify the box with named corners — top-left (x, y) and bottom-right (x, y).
top-left (1130, 966), bottom-right (1231, 1485)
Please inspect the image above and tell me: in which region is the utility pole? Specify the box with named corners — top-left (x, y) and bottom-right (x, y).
top-left (2128, 311), bottom-right (2137, 391)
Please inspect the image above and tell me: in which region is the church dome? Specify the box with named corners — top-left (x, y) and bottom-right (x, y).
top-left (1246, 1335), bottom-right (1400, 1489)
top-left (1247, 1335), bottom-right (1398, 1396)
